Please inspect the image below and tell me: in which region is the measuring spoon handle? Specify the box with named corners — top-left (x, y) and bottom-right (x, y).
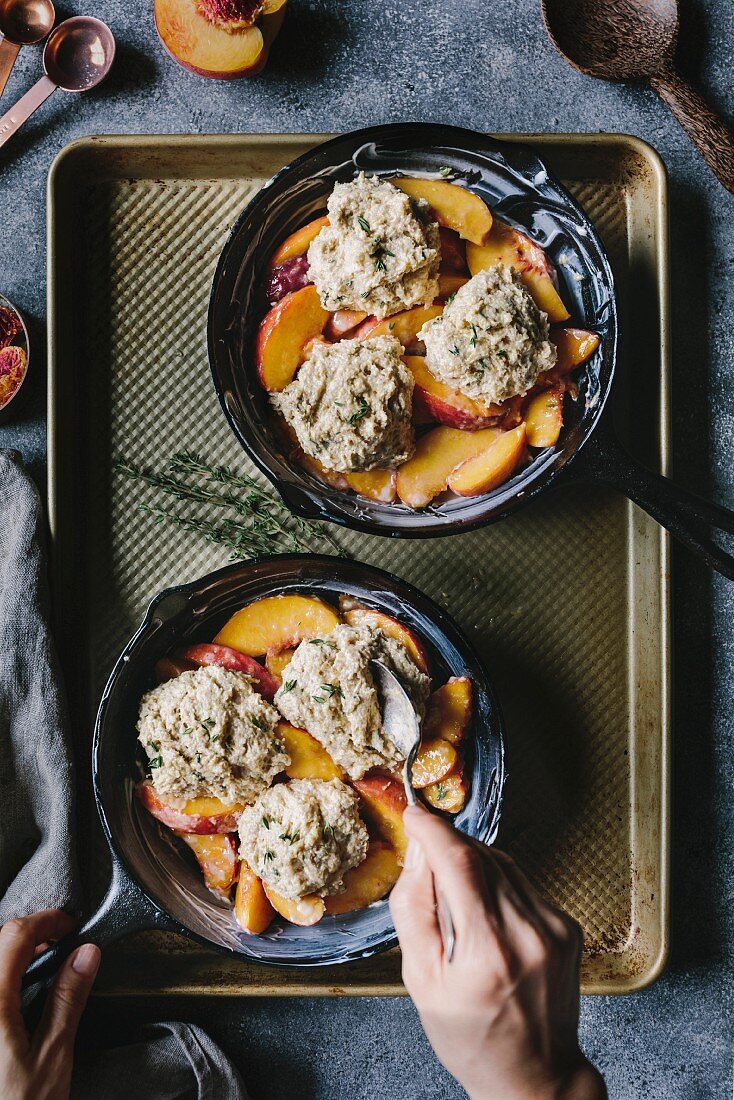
top-left (0, 38), bottom-right (21, 99)
top-left (0, 74), bottom-right (56, 149)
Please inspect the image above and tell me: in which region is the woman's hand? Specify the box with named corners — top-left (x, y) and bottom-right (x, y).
top-left (0, 910), bottom-right (100, 1100)
top-left (390, 806), bottom-right (606, 1100)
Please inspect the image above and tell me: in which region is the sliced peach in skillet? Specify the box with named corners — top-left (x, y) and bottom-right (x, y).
top-left (343, 468), bottom-right (397, 503)
top-left (524, 384), bottom-right (564, 448)
top-left (324, 840), bottom-right (401, 915)
top-left (324, 308), bottom-right (368, 340)
top-left (353, 775), bottom-right (408, 862)
top-left (353, 304), bottom-right (443, 353)
top-left (265, 646), bottom-right (296, 684)
top-left (256, 285), bottom-right (328, 392)
top-left (466, 218), bottom-right (570, 323)
top-left (392, 178), bottom-right (493, 245)
top-left (269, 215), bottom-right (329, 270)
top-left (423, 772), bottom-right (469, 813)
top-left (278, 721), bottom-right (342, 781)
top-left (411, 739), bottom-right (458, 789)
top-left (447, 424), bottom-right (527, 497)
top-left (438, 226), bottom-right (468, 272)
top-left (395, 425), bottom-right (502, 509)
top-left (176, 832), bottom-right (239, 894)
top-left (423, 678), bottom-right (473, 746)
top-left (180, 642), bottom-right (279, 699)
top-left (341, 607), bottom-right (430, 674)
top-left (436, 272), bottom-right (469, 301)
top-left (137, 781), bottom-right (244, 834)
top-left (263, 884), bottom-right (326, 926)
top-left (547, 327), bottom-right (600, 378)
top-left (214, 594), bottom-right (341, 657)
top-left (234, 861), bottom-right (277, 934)
top-left (404, 355), bottom-right (500, 432)
top-left (154, 654), bottom-right (197, 683)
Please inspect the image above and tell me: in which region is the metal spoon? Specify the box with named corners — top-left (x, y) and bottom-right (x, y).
top-left (0, 16), bottom-right (114, 149)
top-left (541, 0), bottom-right (734, 193)
top-left (0, 0), bottom-right (54, 98)
top-left (372, 660), bottom-right (456, 962)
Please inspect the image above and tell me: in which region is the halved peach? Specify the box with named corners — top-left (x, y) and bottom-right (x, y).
top-left (525, 385), bottom-right (564, 448)
top-left (423, 678), bottom-right (473, 746)
top-left (423, 772), bottom-right (469, 813)
top-left (269, 215), bottom-right (329, 270)
top-left (353, 304), bottom-right (443, 353)
top-left (466, 219), bottom-right (570, 323)
top-left (343, 469), bottom-right (397, 503)
top-left (137, 781), bottom-right (243, 834)
top-left (324, 841), bottom-right (401, 915)
top-left (265, 646), bottom-right (296, 684)
top-left (392, 178), bottom-right (493, 245)
top-left (437, 273), bottom-right (469, 301)
top-left (154, 0), bottom-right (286, 80)
top-left (154, 654), bottom-right (197, 683)
top-left (324, 308), bottom-right (368, 340)
top-left (263, 884), bottom-right (325, 926)
top-left (278, 721), bottom-right (342, 781)
top-left (343, 607), bottom-right (430, 674)
top-left (180, 643), bottom-right (279, 699)
top-left (447, 424), bottom-right (527, 496)
top-left (176, 832), bottom-right (239, 893)
top-left (404, 355), bottom-right (500, 431)
top-left (256, 285), bottom-right (328, 392)
top-left (234, 861), bottom-right (276, 934)
top-left (215, 595), bottom-right (341, 657)
top-left (549, 327), bottom-right (600, 377)
top-left (395, 425), bottom-right (502, 508)
top-left (353, 775), bottom-right (408, 861)
top-left (411, 739), bottom-right (458, 789)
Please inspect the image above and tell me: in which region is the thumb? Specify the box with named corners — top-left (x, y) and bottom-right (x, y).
top-left (34, 944), bottom-right (101, 1062)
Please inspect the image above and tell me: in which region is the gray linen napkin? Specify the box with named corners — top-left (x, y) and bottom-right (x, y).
top-left (0, 452), bottom-right (247, 1100)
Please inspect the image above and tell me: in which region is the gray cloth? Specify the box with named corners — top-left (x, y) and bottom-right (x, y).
top-left (0, 450), bottom-right (79, 920)
top-left (0, 452), bottom-right (247, 1100)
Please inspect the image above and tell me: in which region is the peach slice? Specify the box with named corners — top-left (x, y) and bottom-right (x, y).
top-left (423, 772), bottom-right (469, 813)
top-left (395, 425), bottom-right (502, 508)
top-left (269, 215), bottom-right (329, 270)
top-left (392, 178), bottom-right (493, 245)
top-left (154, 654), bottom-right (197, 683)
top-left (447, 424), bottom-right (527, 496)
top-left (343, 607), bottom-right (430, 674)
top-left (353, 304), bottom-right (443, 353)
top-left (343, 469), bottom-right (397, 503)
top-left (438, 226), bottom-right (468, 272)
top-left (525, 385), bottom-right (564, 448)
top-left (265, 646), bottom-right (296, 684)
top-left (234, 861), bottom-right (276, 934)
top-left (215, 594), bottom-right (341, 657)
top-left (176, 832), bottom-right (239, 893)
top-left (549, 327), bottom-right (600, 377)
top-left (423, 678), bottom-right (473, 746)
top-left (263, 884), bottom-right (326, 926)
top-left (437, 273), bottom-right (469, 301)
top-left (154, 0), bottom-right (286, 80)
top-left (411, 739), bottom-right (458, 789)
top-left (324, 841), bottom-right (401, 915)
top-left (297, 449), bottom-right (349, 490)
top-left (404, 355), bottom-right (500, 431)
top-left (324, 308), bottom-right (368, 340)
top-left (180, 643), bottom-right (279, 700)
top-left (256, 285), bottom-right (329, 392)
top-left (137, 781), bottom-right (244, 834)
top-left (278, 721), bottom-right (342, 781)
top-left (466, 219), bottom-right (570, 323)
top-left (353, 775), bottom-right (408, 862)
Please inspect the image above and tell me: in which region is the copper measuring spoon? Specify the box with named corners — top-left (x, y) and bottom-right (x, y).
top-left (542, 0), bottom-right (734, 193)
top-left (0, 15), bottom-right (114, 148)
top-left (0, 0), bottom-right (55, 98)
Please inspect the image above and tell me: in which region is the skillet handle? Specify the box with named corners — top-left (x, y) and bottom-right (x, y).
top-left (22, 860), bottom-right (171, 1001)
top-left (570, 430), bottom-right (734, 580)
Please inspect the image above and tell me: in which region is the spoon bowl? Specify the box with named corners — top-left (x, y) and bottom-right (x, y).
top-left (0, 0), bottom-right (54, 44)
top-left (43, 15), bottom-right (115, 92)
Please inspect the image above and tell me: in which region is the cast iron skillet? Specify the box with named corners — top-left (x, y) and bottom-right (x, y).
top-left (24, 555), bottom-right (504, 991)
top-left (208, 121), bottom-right (734, 579)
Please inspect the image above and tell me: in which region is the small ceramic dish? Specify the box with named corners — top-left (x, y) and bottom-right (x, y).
top-left (0, 292), bottom-right (29, 414)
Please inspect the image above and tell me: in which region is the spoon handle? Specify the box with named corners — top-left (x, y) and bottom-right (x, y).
top-left (0, 39), bottom-right (20, 99)
top-left (0, 74), bottom-right (56, 149)
top-left (650, 65), bottom-right (734, 194)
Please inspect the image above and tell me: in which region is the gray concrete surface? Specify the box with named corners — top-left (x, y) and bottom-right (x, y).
top-left (1, 0), bottom-right (732, 1096)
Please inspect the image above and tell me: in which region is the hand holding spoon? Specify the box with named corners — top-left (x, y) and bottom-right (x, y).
top-left (542, 0), bottom-right (734, 193)
top-left (0, 15), bottom-right (114, 149)
top-left (372, 660), bottom-right (456, 962)
top-left (0, 0), bottom-right (54, 98)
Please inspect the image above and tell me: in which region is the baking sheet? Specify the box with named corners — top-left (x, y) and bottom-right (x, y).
top-left (47, 133), bottom-right (670, 995)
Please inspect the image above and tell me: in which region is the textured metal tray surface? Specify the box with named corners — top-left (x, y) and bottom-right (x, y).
top-left (47, 133), bottom-right (670, 996)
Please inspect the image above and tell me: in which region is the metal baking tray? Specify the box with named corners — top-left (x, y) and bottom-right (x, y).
top-left (47, 133), bottom-right (670, 996)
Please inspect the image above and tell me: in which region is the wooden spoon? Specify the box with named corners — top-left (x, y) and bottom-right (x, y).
top-left (541, 0), bottom-right (734, 193)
